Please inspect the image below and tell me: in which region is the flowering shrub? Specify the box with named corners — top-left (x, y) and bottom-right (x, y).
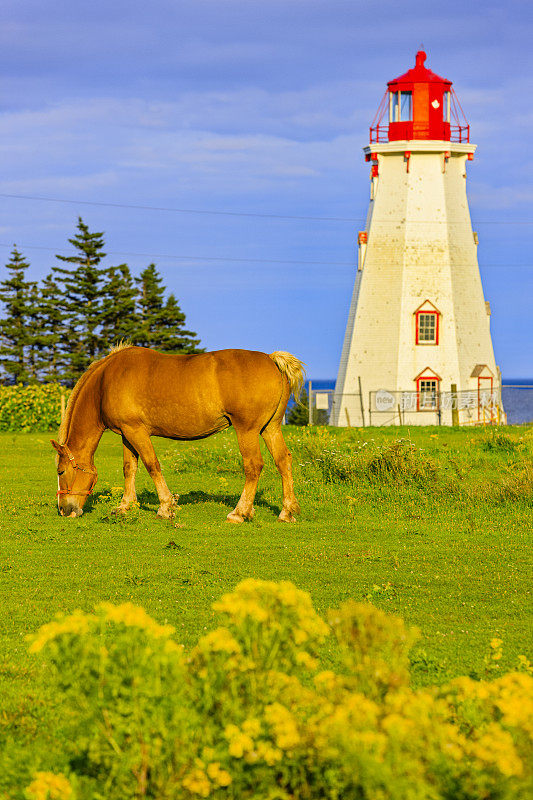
top-left (0, 383), bottom-right (70, 431)
top-left (18, 580), bottom-right (533, 799)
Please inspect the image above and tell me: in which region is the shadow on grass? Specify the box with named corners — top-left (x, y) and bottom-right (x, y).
top-left (177, 489), bottom-right (280, 516)
top-left (87, 488), bottom-right (281, 517)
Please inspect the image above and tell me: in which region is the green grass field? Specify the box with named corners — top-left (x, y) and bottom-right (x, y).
top-left (0, 424), bottom-right (532, 759)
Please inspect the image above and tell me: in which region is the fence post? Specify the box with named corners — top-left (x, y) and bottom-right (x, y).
top-left (60, 391), bottom-right (66, 421)
top-left (451, 384), bottom-right (459, 426)
top-left (308, 380), bottom-right (313, 426)
top-left (368, 391), bottom-right (372, 426)
top-left (358, 376), bottom-right (366, 427)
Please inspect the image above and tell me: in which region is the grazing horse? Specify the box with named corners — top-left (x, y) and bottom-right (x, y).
top-left (51, 345), bottom-right (305, 523)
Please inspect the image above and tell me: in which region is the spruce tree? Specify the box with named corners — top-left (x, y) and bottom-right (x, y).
top-left (156, 293), bottom-right (202, 353)
top-left (100, 264), bottom-right (139, 347)
top-left (24, 281), bottom-right (43, 382)
top-left (37, 273), bottom-right (67, 382)
top-left (134, 264), bottom-right (202, 353)
top-left (54, 217), bottom-right (107, 380)
top-left (286, 389), bottom-right (309, 425)
top-left (134, 263), bottom-right (166, 348)
top-left (0, 247), bottom-right (34, 384)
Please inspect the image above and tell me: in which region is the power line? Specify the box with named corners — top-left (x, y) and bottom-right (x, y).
top-left (2, 191), bottom-right (533, 225)
top-left (0, 193), bottom-right (361, 223)
top-left (0, 242), bottom-right (351, 267)
top-left (0, 241), bottom-right (531, 269)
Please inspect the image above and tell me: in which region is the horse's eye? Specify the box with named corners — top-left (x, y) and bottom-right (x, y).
top-left (58, 470), bottom-right (65, 476)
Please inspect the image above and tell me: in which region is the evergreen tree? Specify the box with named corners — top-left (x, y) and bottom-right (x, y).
top-left (0, 247), bottom-right (34, 384)
top-left (37, 273), bottom-right (67, 382)
top-left (134, 263), bottom-right (165, 348)
top-left (100, 264), bottom-right (139, 347)
top-left (54, 217), bottom-right (107, 380)
top-left (24, 281), bottom-right (43, 382)
top-left (156, 293), bottom-right (202, 353)
top-left (286, 389), bottom-right (309, 425)
top-left (134, 264), bottom-right (202, 352)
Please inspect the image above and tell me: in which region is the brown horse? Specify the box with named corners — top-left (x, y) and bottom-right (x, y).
top-left (51, 345), bottom-right (305, 523)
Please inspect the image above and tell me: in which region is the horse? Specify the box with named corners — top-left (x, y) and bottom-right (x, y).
top-left (51, 345), bottom-right (305, 523)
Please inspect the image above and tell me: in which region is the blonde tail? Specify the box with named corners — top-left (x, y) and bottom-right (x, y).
top-left (269, 351), bottom-right (306, 401)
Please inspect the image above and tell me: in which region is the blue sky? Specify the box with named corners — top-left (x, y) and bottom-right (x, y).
top-left (1, 0), bottom-right (532, 377)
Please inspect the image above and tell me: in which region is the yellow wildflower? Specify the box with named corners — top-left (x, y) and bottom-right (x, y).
top-left (470, 724), bottom-right (523, 777)
top-left (256, 741), bottom-right (283, 765)
top-left (265, 703), bottom-right (300, 750)
top-left (224, 724), bottom-right (254, 758)
top-left (28, 610), bottom-right (95, 653)
top-left (206, 763), bottom-right (232, 787)
top-left (97, 602), bottom-right (175, 638)
top-left (182, 768), bottom-right (211, 797)
top-left (25, 771), bottom-right (72, 800)
top-left (295, 651), bottom-right (318, 669)
top-left (314, 670), bottom-right (338, 692)
top-left (197, 628), bottom-right (241, 654)
top-left (242, 718), bottom-right (261, 737)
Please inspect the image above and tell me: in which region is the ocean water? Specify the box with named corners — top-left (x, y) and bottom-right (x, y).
top-left (303, 379), bottom-right (533, 425)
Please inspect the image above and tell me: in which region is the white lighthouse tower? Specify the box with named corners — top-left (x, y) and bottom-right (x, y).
top-left (332, 51), bottom-right (503, 427)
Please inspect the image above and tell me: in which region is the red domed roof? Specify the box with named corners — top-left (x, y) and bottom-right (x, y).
top-left (388, 51), bottom-right (451, 88)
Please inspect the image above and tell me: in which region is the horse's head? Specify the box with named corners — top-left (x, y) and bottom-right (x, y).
top-left (51, 440), bottom-right (98, 517)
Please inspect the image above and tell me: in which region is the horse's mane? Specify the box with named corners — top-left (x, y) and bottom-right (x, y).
top-left (58, 342), bottom-right (134, 444)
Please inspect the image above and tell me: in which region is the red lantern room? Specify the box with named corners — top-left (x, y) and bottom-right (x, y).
top-left (370, 51), bottom-right (470, 144)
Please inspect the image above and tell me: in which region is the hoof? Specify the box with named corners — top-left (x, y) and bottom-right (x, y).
top-left (226, 507), bottom-right (254, 523)
top-left (226, 511), bottom-right (245, 524)
top-left (157, 505), bottom-right (175, 520)
top-left (278, 509), bottom-right (297, 523)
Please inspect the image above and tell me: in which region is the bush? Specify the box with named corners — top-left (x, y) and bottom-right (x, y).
top-left (295, 432), bottom-right (439, 486)
top-left (482, 430), bottom-right (523, 453)
top-left (0, 384), bottom-right (70, 432)
top-left (11, 580), bottom-right (532, 800)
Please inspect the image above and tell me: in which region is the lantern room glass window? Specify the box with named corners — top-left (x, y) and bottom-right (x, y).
top-left (416, 312), bottom-right (438, 344)
top-left (401, 91), bottom-right (412, 121)
top-left (391, 92), bottom-right (400, 122)
top-left (418, 380), bottom-right (439, 410)
top-left (390, 91), bottom-right (412, 122)
top-left (443, 91), bottom-right (451, 122)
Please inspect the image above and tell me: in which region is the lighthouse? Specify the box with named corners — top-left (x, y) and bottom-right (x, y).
top-left (332, 51), bottom-right (503, 427)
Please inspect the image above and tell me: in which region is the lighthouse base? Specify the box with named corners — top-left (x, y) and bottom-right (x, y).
top-left (332, 385), bottom-right (505, 427)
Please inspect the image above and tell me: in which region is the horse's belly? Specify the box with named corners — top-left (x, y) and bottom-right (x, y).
top-left (150, 413), bottom-right (230, 440)
top-left (140, 395), bottom-right (229, 439)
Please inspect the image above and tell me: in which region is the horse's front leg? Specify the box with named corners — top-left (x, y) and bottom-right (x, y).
top-left (121, 426), bottom-right (176, 518)
top-left (117, 435), bottom-right (139, 513)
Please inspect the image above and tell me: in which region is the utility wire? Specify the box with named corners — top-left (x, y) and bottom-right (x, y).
top-left (0, 241), bottom-right (530, 269)
top-left (0, 193), bottom-right (360, 223)
top-left (2, 192), bottom-right (533, 225)
top-left (0, 242), bottom-right (351, 267)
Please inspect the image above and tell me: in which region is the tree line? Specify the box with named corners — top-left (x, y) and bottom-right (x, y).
top-left (0, 218), bottom-right (203, 385)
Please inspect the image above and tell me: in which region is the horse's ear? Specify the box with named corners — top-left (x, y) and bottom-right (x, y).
top-left (50, 440), bottom-right (64, 454)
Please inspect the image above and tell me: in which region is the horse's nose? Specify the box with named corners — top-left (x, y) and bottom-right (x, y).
top-left (60, 501), bottom-right (78, 517)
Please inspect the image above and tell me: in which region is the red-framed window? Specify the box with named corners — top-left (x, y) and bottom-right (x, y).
top-left (416, 377), bottom-right (441, 410)
top-left (415, 310), bottom-right (439, 345)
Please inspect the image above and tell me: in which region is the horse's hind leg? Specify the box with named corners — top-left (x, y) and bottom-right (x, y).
top-left (261, 422), bottom-right (300, 523)
top-left (120, 426), bottom-right (176, 519)
top-left (228, 428), bottom-right (263, 523)
top-left (117, 435), bottom-right (139, 513)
